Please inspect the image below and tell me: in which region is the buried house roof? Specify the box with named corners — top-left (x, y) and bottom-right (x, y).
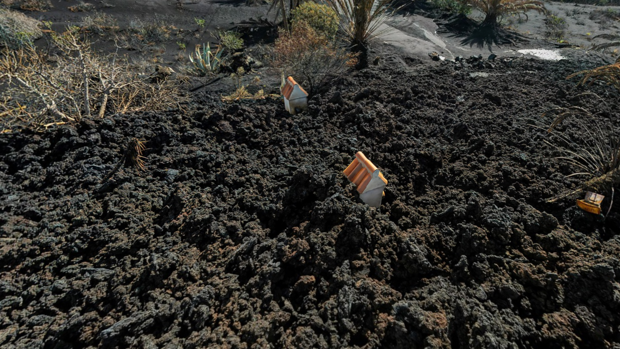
top-left (282, 76), bottom-right (308, 100)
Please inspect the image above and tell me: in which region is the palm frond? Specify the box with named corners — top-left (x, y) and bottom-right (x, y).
top-left (567, 61), bottom-right (620, 92)
top-left (326, 0), bottom-right (399, 46)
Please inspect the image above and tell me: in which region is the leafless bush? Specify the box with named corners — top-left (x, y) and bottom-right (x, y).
top-left (0, 27), bottom-right (187, 132)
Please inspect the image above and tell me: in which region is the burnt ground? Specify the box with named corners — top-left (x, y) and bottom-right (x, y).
top-left (2, 45), bottom-right (620, 348)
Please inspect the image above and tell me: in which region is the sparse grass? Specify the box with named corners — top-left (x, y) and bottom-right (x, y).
top-left (589, 8), bottom-right (620, 21)
top-left (115, 17), bottom-right (177, 52)
top-left (129, 17), bottom-right (173, 44)
top-left (222, 67), bottom-right (267, 102)
top-left (68, 1), bottom-right (95, 12)
top-left (127, 138), bottom-right (147, 171)
top-left (222, 85), bottom-right (268, 102)
top-left (222, 68), bottom-right (269, 102)
top-left (101, 138), bottom-right (147, 183)
top-left (543, 106), bottom-right (591, 133)
top-left (174, 52), bottom-right (186, 62)
top-left (80, 12), bottom-right (119, 36)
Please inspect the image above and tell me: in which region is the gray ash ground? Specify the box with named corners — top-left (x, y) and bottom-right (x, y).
top-left (1, 52), bottom-right (620, 348)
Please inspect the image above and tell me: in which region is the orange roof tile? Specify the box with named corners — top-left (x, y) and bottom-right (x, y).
top-left (282, 76), bottom-right (308, 99)
top-left (282, 82), bottom-right (294, 99)
top-left (343, 152), bottom-right (388, 194)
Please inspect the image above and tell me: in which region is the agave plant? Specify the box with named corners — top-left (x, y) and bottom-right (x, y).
top-left (189, 43), bottom-right (224, 76)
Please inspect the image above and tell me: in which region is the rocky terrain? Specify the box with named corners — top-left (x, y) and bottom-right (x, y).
top-left (1, 45), bottom-right (620, 349)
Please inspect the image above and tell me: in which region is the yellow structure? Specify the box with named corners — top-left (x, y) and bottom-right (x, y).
top-left (576, 191), bottom-right (605, 215)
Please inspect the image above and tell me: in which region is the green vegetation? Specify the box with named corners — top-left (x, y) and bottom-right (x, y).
top-left (268, 0), bottom-right (303, 32)
top-left (217, 30), bottom-right (244, 51)
top-left (194, 18), bottom-right (206, 29)
top-left (291, 2), bottom-right (340, 40)
top-left (546, 13), bottom-right (567, 42)
top-left (189, 43), bottom-right (224, 76)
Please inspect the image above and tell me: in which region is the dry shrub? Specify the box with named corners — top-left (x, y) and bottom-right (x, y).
top-left (68, 1), bottom-right (95, 12)
top-left (0, 27), bottom-right (187, 132)
top-left (271, 21), bottom-right (357, 94)
top-left (0, 8), bottom-right (43, 49)
top-left (80, 12), bottom-right (119, 36)
top-left (109, 61), bottom-right (187, 116)
top-left (222, 68), bottom-right (271, 102)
